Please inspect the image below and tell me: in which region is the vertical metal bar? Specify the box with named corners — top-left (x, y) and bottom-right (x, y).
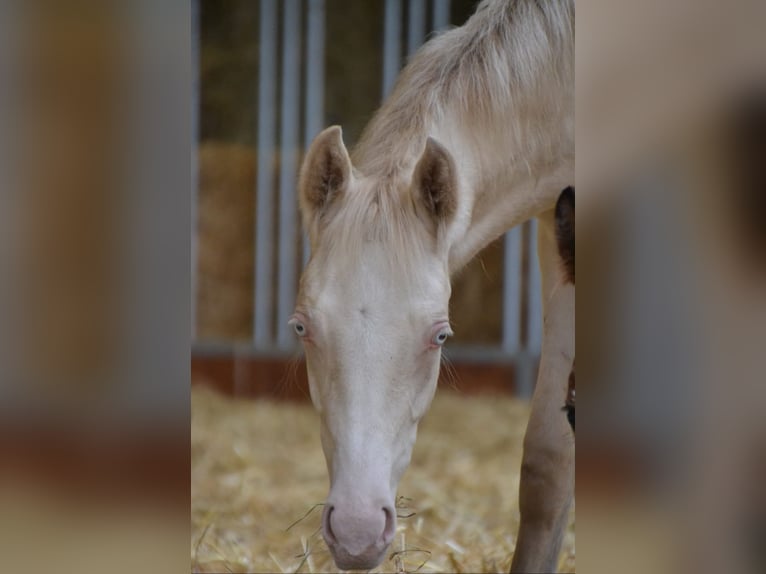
top-left (515, 220), bottom-right (544, 399)
top-left (382, 0), bottom-right (402, 98)
top-left (501, 227), bottom-right (522, 354)
top-left (0, 0), bottom-right (19, 391)
top-left (527, 219), bottom-right (543, 355)
top-left (276, 0), bottom-right (302, 349)
top-left (190, 0), bottom-right (200, 340)
top-left (303, 0), bottom-right (325, 268)
top-left (254, 0), bottom-right (277, 347)
top-left (302, 230), bottom-right (311, 269)
top-left (431, 0), bottom-right (450, 31)
top-left (304, 0), bottom-right (325, 150)
top-left (407, 0), bottom-right (426, 56)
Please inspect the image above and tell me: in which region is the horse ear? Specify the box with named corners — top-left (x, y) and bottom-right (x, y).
top-left (299, 126), bottom-right (352, 232)
top-left (412, 137), bottom-right (457, 231)
top-left (555, 186), bottom-right (575, 284)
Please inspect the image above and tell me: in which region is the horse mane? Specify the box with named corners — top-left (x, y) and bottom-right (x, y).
top-left (351, 0), bottom-right (574, 177)
top-left (311, 0), bottom-right (574, 276)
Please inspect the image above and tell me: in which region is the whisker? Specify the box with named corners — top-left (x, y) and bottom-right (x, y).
top-left (275, 349), bottom-right (306, 399)
top-left (274, 358), bottom-right (293, 396)
top-left (440, 353), bottom-right (460, 391)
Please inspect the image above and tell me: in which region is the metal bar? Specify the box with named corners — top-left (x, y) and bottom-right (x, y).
top-left (515, 353), bottom-right (537, 399)
top-left (527, 219), bottom-right (543, 355)
top-left (0, 0), bottom-right (20, 392)
top-left (303, 0), bottom-right (326, 268)
top-left (254, 0), bottom-right (278, 347)
top-left (190, 0), bottom-right (200, 339)
top-left (513, 220), bottom-right (543, 399)
top-left (407, 0), bottom-right (426, 55)
top-left (304, 0), bottom-right (325, 149)
top-left (193, 339), bottom-right (303, 360)
top-left (302, 232), bottom-right (311, 269)
top-left (431, 0), bottom-right (450, 31)
top-left (382, 0), bottom-right (402, 98)
top-left (192, 340), bottom-right (517, 364)
top-left (501, 227), bottom-right (522, 354)
top-left (276, 0), bottom-right (302, 349)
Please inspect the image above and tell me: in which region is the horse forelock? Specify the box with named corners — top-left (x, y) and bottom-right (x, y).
top-left (310, 180), bottom-right (439, 283)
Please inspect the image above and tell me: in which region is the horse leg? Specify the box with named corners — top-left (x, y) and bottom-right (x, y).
top-left (510, 211), bottom-right (575, 573)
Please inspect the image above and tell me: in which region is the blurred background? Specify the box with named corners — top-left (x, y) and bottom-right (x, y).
top-left (191, 0), bottom-right (546, 399)
top-left (0, 2), bottom-right (190, 573)
top-left (0, 0), bottom-right (762, 572)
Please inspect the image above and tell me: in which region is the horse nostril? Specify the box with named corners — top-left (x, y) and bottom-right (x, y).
top-left (381, 506), bottom-right (396, 545)
top-left (323, 505), bottom-right (337, 544)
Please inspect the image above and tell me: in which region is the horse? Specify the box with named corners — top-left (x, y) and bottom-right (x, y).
top-left (293, 1), bottom-right (574, 570)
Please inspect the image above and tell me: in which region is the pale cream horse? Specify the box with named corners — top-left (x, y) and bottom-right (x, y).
top-left (293, 0), bottom-right (574, 571)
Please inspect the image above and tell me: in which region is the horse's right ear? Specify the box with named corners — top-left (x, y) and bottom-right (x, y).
top-left (298, 126), bottom-right (352, 234)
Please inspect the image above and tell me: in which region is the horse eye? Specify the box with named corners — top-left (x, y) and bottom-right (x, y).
top-left (288, 316), bottom-right (307, 337)
top-left (432, 329), bottom-right (451, 346)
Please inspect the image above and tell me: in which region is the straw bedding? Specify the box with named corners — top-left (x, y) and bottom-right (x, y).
top-left (191, 385), bottom-right (575, 573)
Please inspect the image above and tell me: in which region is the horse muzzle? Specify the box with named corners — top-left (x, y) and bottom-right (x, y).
top-left (321, 496), bottom-right (396, 570)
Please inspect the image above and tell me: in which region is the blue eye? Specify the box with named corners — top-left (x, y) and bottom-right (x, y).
top-left (432, 329), bottom-right (451, 346)
top-left (289, 316), bottom-right (308, 337)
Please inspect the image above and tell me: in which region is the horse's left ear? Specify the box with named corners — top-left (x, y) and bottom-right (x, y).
top-left (412, 137), bottom-right (457, 231)
top-left (298, 125), bottom-right (352, 236)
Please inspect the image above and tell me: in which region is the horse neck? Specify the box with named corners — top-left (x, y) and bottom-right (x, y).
top-left (352, 0), bottom-right (574, 271)
top-left (438, 108), bottom-right (574, 272)
top-left (352, 101), bottom-right (573, 273)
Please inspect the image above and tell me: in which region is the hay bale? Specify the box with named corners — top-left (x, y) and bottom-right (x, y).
top-left (196, 143), bottom-right (256, 341)
top-left (191, 385), bottom-right (575, 573)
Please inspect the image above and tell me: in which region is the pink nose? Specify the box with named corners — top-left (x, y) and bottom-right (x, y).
top-left (322, 501), bottom-right (396, 570)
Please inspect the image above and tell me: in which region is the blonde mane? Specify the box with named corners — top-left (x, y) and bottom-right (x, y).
top-left (351, 0), bottom-right (574, 177)
top-left (310, 0), bottom-right (574, 277)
